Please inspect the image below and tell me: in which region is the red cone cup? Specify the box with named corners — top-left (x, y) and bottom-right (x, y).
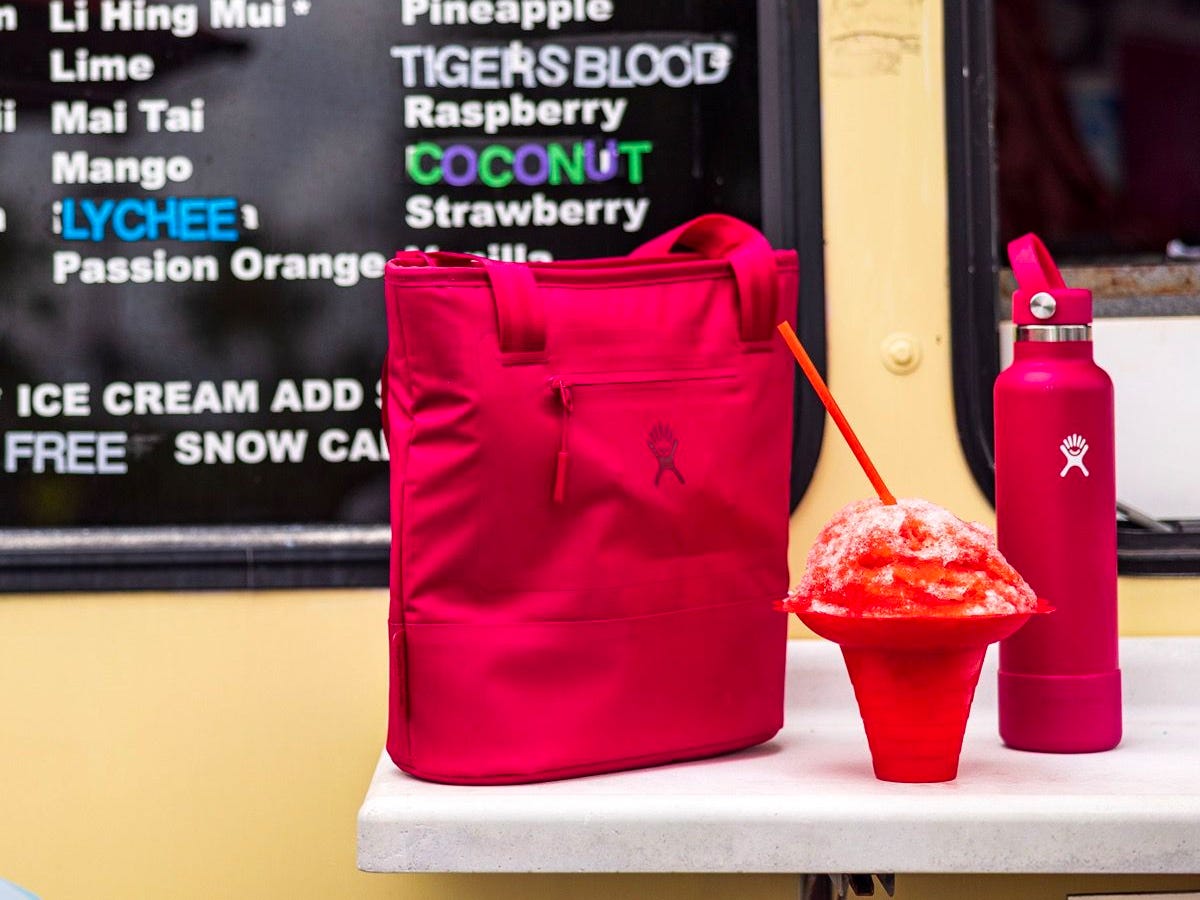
top-left (841, 644), bottom-right (983, 782)
top-left (799, 608), bottom-right (1050, 783)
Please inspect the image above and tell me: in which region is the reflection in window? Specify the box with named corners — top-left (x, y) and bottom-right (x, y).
top-left (997, 0), bottom-right (1200, 258)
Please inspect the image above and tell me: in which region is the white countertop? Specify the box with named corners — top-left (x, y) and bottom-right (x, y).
top-left (357, 637), bottom-right (1200, 874)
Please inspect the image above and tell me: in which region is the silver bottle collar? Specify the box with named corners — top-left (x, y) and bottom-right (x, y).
top-left (1015, 324), bottom-right (1092, 342)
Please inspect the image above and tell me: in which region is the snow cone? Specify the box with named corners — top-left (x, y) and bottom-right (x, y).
top-left (783, 498), bottom-right (1050, 783)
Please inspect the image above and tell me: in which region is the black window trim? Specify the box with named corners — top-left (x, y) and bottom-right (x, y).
top-left (771, 0), bottom-right (828, 514)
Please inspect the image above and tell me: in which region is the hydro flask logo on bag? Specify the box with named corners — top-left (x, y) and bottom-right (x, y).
top-left (647, 423), bottom-right (685, 486)
top-left (1059, 433), bottom-right (1090, 478)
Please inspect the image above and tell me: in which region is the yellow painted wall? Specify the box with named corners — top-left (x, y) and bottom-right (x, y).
top-left (1, 1), bottom-right (1198, 899)
top-left (0, 589), bottom-right (798, 899)
top-left (2, 590), bottom-right (1199, 899)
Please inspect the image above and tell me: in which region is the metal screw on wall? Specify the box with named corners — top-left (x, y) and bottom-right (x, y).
top-left (881, 332), bottom-right (923, 375)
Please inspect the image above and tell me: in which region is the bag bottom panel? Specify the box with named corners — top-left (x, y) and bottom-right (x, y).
top-left (387, 597), bottom-right (787, 784)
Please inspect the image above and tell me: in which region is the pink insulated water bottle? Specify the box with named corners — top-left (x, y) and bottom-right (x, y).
top-left (995, 234), bottom-right (1122, 752)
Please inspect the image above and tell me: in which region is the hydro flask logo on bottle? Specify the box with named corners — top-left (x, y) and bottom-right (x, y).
top-left (1059, 433), bottom-right (1090, 478)
top-left (647, 423), bottom-right (685, 486)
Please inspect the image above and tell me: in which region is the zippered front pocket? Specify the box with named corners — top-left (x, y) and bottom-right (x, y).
top-left (546, 369), bottom-right (737, 504)
top-left (468, 358), bottom-right (786, 614)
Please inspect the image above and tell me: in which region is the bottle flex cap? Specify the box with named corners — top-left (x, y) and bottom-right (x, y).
top-left (1009, 234), bottom-right (1092, 328)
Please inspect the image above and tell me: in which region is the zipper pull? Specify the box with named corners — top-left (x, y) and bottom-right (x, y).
top-left (550, 378), bottom-right (573, 503)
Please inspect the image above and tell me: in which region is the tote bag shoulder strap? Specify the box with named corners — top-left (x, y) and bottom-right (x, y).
top-left (631, 214), bottom-right (779, 343)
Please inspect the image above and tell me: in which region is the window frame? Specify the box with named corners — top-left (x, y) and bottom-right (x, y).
top-left (944, 0), bottom-right (1200, 575)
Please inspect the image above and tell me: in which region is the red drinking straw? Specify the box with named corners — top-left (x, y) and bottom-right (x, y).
top-left (777, 321), bottom-right (897, 505)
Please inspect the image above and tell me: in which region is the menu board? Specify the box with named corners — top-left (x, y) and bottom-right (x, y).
top-left (0, 1), bottom-right (810, 581)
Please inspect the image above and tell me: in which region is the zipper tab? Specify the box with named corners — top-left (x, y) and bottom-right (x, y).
top-left (549, 378), bottom-right (573, 503)
top-left (552, 378), bottom-right (574, 413)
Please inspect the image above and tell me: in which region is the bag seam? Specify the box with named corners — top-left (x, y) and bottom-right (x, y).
top-left (387, 272), bottom-right (791, 291)
top-left (391, 594), bottom-right (784, 630)
top-left (398, 727), bottom-right (781, 785)
top-left (387, 279), bottom-right (419, 760)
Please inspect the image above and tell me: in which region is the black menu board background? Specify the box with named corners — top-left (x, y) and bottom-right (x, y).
top-left (0, 0), bottom-right (824, 589)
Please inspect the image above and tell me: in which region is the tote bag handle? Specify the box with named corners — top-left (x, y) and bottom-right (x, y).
top-left (483, 258), bottom-right (544, 361)
top-left (630, 214), bottom-right (779, 342)
top-left (391, 250), bottom-right (545, 363)
top-left (392, 212), bottom-right (778, 361)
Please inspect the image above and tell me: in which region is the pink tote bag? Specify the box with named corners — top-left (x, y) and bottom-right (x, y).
top-left (383, 214), bottom-right (797, 784)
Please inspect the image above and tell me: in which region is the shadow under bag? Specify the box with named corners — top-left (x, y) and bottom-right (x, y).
top-left (382, 214), bottom-right (798, 784)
